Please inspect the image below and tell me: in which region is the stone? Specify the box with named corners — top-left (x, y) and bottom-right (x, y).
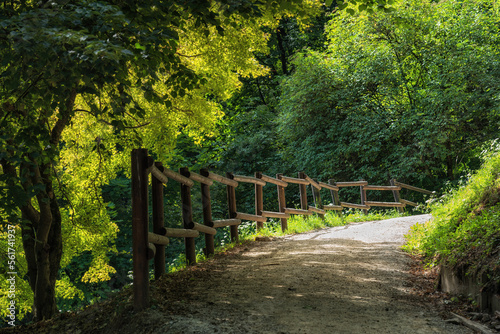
top-left (483, 314), bottom-right (492, 322)
top-left (445, 318), bottom-right (461, 325)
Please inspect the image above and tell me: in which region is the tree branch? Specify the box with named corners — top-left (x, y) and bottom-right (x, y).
top-left (51, 88), bottom-right (77, 146)
top-left (74, 109), bottom-right (151, 128)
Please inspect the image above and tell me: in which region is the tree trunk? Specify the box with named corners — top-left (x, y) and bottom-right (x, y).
top-left (20, 163), bottom-right (63, 321)
top-left (445, 141), bottom-right (454, 180)
top-left (276, 25), bottom-right (288, 75)
top-left (16, 90), bottom-right (75, 321)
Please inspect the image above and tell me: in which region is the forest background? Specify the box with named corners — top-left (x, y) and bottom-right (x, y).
top-left (0, 0), bottom-right (499, 326)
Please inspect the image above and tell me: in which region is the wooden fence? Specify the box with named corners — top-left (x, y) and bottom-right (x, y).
top-left (131, 148), bottom-right (433, 311)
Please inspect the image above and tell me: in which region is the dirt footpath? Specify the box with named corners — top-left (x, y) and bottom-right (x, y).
top-left (1, 214), bottom-right (476, 334)
top-left (14, 214), bottom-right (474, 334)
top-left (141, 214), bottom-right (472, 334)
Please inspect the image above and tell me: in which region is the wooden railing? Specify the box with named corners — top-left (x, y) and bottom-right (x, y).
top-left (131, 148), bottom-right (433, 311)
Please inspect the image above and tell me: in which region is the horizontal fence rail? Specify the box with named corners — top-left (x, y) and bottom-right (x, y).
top-left (131, 148), bottom-right (433, 311)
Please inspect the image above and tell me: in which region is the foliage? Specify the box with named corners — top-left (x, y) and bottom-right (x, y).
top-left (277, 0), bottom-right (500, 197)
top-left (342, 208), bottom-right (406, 223)
top-left (286, 211), bottom-right (342, 233)
top-left (203, 11), bottom-right (332, 177)
top-left (403, 149), bottom-right (500, 289)
top-left (0, 0), bottom-right (326, 322)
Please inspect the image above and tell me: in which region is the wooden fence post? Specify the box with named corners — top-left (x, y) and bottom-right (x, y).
top-left (200, 168), bottom-right (215, 256)
top-left (180, 167), bottom-right (196, 265)
top-left (152, 162), bottom-right (165, 280)
top-left (276, 173), bottom-right (288, 232)
top-left (312, 179), bottom-right (324, 220)
top-left (360, 179), bottom-right (368, 215)
top-left (298, 172), bottom-right (308, 211)
top-left (226, 172), bottom-right (239, 242)
top-left (390, 178), bottom-right (405, 213)
top-left (131, 148), bottom-right (150, 311)
top-left (328, 179), bottom-right (341, 217)
top-left (255, 172), bottom-right (264, 230)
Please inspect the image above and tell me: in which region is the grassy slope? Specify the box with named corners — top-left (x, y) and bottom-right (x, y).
top-left (404, 150), bottom-right (500, 293)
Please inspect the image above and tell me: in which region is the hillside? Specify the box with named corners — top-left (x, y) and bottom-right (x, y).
top-left (405, 150), bottom-right (500, 313)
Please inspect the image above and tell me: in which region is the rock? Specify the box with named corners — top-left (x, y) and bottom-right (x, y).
top-left (483, 314), bottom-right (492, 322)
top-left (445, 318), bottom-right (462, 325)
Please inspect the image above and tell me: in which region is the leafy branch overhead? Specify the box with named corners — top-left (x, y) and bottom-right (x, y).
top-left (0, 0), bottom-right (324, 322)
top-left (333, 0), bottom-right (395, 14)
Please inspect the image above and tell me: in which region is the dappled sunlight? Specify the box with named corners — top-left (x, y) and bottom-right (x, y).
top-left (241, 251), bottom-right (274, 257)
top-left (147, 216), bottom-right (467, 334)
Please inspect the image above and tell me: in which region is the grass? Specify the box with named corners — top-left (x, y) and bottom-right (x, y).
top-left (403, 149), bottom-right (500, 289)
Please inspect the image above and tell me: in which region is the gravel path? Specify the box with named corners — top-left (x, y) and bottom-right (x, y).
top-left (288, 214), bottom-right (432, 244)
top-left (147, 214), bottom-right (473, 334)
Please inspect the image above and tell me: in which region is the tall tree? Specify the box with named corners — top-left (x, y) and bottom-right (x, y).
top-left (0, 0), bottom-right (325, 321)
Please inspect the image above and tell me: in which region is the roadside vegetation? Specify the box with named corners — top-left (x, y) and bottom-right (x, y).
top-left (404, 145), bottom-right (500, 295)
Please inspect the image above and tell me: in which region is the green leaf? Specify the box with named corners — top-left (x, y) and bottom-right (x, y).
top-left (134, 42), bottom-right (146, 51)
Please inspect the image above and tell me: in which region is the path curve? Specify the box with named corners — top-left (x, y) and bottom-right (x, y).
top-left (139, 214), bottom-right (472, 334)
top-left (4, 214), bottom-right (476, 334)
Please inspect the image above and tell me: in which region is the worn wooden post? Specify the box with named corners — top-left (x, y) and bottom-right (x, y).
top-left (226, 172), bottom-right (239, 242)
top-left (255, 172), bottom-right (264, 230)
top-left (276, 173), bottom-right (288, 232)
top-left (180, 167), bottom-right (196, 265)
top-left (152, 162), bottom-right (165, 280)
top-left (200, 168), bottom-right (215, 256)
top-left (311, 179), bottom-right (325, 220)
top-left (390, 178), bottom-right (405, 213)
top-left (328, 179), bottom-right (341, 217)
top-left (360, 179), bottom-right (368, 215)
top-left (131, 148), bottom-right (150, 311)
top-left (298, 172), bottom-right (308, 211)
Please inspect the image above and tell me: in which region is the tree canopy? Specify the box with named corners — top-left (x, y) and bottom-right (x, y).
top-left (277, 0), bottom-right (500, 188)
top-left (0, 0), bottom-right (323, 322)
